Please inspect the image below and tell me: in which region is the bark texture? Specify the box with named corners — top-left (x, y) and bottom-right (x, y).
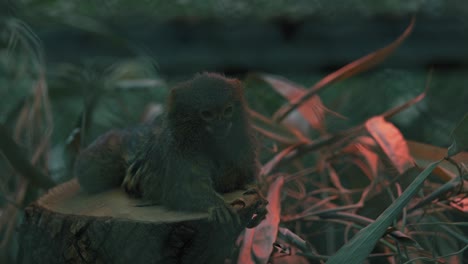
top-left (19, 179), bottom-right (262, 264)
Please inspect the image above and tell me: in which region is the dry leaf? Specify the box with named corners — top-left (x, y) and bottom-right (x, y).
top-left (249, 108), bottom-right (309, 144)
top-left (273, 18), bottom-right (415, 122)
top-left (365, 116), bottom-right (413, 174)
top-left (408, 140), bottom-right (468, 182)
top-left (386, 228), bottom-right (423, 249)
top-left (258, 74), bottom-right (329, 133)
top-left (450, 196), bottom-right (468, 213)
top-left (342, 137), bottom-right (380, 179)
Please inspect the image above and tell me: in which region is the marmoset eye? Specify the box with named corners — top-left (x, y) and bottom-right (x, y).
top-left (201, 110), bottom-right (214, 121)
top-left (223, 104), bottom-right (233, 118)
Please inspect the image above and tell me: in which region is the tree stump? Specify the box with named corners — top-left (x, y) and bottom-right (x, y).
top-left (18, 179), bottom-right (266, 264)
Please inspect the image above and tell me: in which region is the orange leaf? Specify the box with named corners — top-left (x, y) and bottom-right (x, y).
top-left (408, 140), bottom-right (468, 182)
top-left (365, 116), bottom-right (413, 174)
top-left (408, 140), bottom-right (447, 161)
top-left (356, 144), bottom-right (380, 179)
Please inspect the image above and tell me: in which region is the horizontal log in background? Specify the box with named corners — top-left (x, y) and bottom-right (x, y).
top-left (35, 16), bottom-right (468, 75)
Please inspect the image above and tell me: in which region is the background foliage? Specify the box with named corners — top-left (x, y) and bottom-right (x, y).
top-left (1, 1), bottom-right (467, 263)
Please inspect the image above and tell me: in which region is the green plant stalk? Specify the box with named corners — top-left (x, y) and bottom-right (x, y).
top-left (326, 160), bottom-right (442, 264)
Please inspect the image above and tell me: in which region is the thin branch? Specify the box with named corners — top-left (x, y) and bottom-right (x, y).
top-left (0, 124), bottom-right (55, 189)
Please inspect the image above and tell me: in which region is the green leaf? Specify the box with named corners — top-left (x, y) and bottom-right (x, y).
top-left (326, 160), bottom-right (441, 264)
top-left (448, 114), bottom-right (468, 157)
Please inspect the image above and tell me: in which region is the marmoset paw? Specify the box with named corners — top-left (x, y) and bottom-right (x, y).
top-left (232, 188), bottom-right (268, 228)
top-left (208, 204), bottom-right (241, 231)
top-left (122, 170), bottom-right (142, 197)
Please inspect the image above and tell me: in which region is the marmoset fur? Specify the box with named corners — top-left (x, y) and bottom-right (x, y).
top-left (74, 73), bottom-right (259, 224)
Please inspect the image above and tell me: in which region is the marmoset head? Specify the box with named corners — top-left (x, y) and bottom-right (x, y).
top-left (167, 73), bottom-right (248, 143)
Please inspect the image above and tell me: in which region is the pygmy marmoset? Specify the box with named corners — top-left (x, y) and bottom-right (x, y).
top-left (74, 72), bottom-right (263, 226)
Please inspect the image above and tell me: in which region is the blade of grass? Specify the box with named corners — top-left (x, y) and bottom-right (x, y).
top-left (326, 160), bottom-right (441, 264)
top-left (408, 176), bottom-right (462, 213)
top-left (448, 114), bottom-right (468, 157)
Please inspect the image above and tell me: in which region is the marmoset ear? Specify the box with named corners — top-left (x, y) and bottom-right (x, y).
top-left (227, 78), bottom-right (241, 87)
top-left (227, 78), bottom-right (244, 100)
top-left (167, 87), bottom-right (180, 113)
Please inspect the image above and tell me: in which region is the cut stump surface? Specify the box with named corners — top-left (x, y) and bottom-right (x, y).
top-left (19, 179), bottom-right (263, 264)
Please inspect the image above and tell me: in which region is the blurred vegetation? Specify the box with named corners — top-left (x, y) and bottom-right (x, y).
top-left (13, 0), bottom-right (468, 19)
top-left (1, 0), bottom-right (467, 263)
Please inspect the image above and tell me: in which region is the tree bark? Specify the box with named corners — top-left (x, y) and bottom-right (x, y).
top-left (18, 179), bottom-right (263, 264)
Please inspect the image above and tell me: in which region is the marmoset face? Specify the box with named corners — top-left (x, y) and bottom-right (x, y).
top-left (199, 102), bottom-right (234, 138)
top-left (167, 73), bottom-right (244, 141)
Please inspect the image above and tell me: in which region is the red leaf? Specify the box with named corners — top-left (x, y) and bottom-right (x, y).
top-left (261, 144), bottom-right (303, 177)
top-left (258, 74), bottom-right (331, 133)
top-left (351, 157), bottom-right (376, 181)
top-left (356, 144), bottom-right (380, 179)
top-left (342, 137), bottom-right (380, 179)
top-left (237, 176), bottom-right (284, 264)
top-left (365, 116), bottom-right (413, 174)
top-left (273, 17), bottom-right (415, 122)
top-left (249, 108), bottom-right (310, 145)
top-left (450, 197), bottom-right (468, 213)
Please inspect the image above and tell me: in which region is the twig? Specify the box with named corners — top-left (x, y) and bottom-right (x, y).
top-left (0, 123), bottom-right (55, 189)
top-left (402, 244), bottom-right (468, 264)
